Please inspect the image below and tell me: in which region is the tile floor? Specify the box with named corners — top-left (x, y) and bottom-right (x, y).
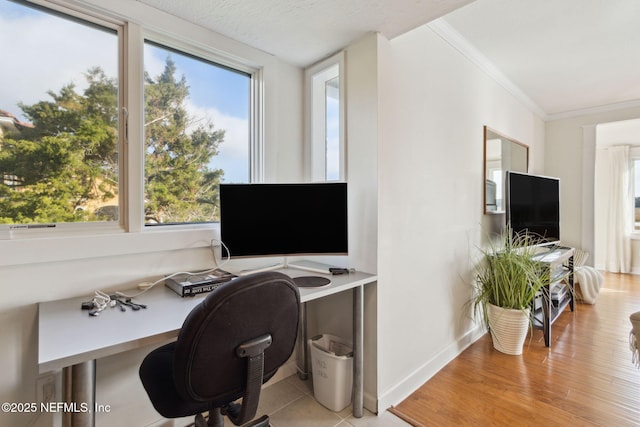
top-left (161, 374), bottom-right (411, 427)
top-left (255, 375), bottom-right (410, 427)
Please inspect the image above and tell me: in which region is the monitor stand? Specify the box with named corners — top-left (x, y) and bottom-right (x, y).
top-left (237, 258), bottom-right (334, 287)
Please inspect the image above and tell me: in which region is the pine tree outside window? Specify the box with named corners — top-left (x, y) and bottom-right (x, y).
top-left (143, 42), bottom-right (250, 225)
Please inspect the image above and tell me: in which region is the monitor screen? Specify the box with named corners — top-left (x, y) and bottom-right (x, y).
top-left (506, 172), bottom-right (560, 244)
top-left (219, 182), bottom-right (348, 258)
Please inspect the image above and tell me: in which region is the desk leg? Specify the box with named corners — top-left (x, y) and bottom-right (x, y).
top-left (297, 302), bottom-right (309, 380)
top-left (353, 285), bottom-right (363, 418)
top-left (62, 360), bottom-right (96, 427)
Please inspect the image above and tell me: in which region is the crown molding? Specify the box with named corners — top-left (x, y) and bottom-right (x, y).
top-left (427, 18), bottom-right (640, 123)
top-left (428, 18), bottom-right (547, 120)
top-left (546, 99), bottom-right (640, 122)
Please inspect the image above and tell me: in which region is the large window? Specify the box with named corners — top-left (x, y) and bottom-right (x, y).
top-left (0, 0), bottom-right (255, 232)
top-left (0, 0), bottom-right (120, 225)
top-left (143, 42), bottom-right (250, 225)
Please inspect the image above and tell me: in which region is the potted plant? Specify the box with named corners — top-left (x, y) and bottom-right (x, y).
top-left (471, 227), bottom-right (549, 355)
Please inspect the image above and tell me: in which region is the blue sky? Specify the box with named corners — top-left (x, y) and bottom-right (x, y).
top-left (0, 0), bottom-right (249, 183)
top-left (152, 46), bottom-right (250, 119)
top-left (144, 43), bottom-right (250, 183)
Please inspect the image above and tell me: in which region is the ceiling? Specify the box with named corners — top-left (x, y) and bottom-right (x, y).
top-left (137, 0), bottom-right (640, 120)
top-left (136, 0), bottom-right (473, 67)
top-left (441, 0), bottom-right (640, 119)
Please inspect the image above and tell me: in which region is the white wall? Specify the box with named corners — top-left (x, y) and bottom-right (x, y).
top-left (375, 23), bottom-right (545, 410)
top-left (343, 33), bottom-right (381, 409)
top-left (0, 1), bottom-right (304, 426)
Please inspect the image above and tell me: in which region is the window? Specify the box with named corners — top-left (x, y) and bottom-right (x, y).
top-left (0, 0), bottom-right (120, 225)
top-left (0, 0), bottom-right (257, 233)
top-left (306, 53), bottom-right (345, 182)
top-left (143, 42), bottom-right (250, 225)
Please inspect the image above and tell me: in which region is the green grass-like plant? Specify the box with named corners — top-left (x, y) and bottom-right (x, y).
top-left (471, 227), bottom-right (550, 326)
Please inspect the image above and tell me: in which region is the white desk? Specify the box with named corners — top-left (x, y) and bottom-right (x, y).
top-left (38, 268), bottom-right (376, 426)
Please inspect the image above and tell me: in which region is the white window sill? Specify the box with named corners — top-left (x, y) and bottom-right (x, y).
top-left (0, 224), bottom-right (219, 267)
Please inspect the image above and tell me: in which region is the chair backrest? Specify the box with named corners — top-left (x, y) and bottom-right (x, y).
top-left (173, 271), bottom-right (300, 405)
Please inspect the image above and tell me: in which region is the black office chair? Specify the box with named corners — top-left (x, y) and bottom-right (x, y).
top-left (139, 271), bottom-right (300, 427)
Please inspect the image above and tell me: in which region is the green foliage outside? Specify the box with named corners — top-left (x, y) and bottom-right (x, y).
top-left (0, 58), bottom-right (225, 225)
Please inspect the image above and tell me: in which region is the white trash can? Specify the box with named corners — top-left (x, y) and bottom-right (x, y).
top-left (308, 334), bottom-right (353, 412)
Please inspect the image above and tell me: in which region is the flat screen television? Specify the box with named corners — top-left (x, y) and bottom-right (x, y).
top-left (506, 172), bottom-right (560, 245)
top-left (219, 182), bottom-right (348, 258)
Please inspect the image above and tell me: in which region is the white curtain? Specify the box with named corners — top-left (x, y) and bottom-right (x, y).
top-left (603, 146), bottom-right (633, 273)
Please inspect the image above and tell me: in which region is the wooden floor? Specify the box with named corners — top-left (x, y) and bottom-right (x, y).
top-left (390, 272), bottom-right (640, 426)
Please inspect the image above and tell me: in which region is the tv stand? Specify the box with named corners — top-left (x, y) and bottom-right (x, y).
top-left (531, 246), bottom-right (575, 347)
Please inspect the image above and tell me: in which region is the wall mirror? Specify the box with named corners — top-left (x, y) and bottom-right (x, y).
top-left (484, 126), bottom-right (529, 214)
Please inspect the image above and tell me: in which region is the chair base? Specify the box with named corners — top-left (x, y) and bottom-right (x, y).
top-left (195, 409), bottom-right (270, 427)
top-left (195, 412), bottom-right (210, 427)
top-left (244, 415), bottom-right (270, 427)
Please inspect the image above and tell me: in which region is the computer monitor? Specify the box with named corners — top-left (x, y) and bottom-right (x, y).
top-left (219, 182), bottom-right (348, 258)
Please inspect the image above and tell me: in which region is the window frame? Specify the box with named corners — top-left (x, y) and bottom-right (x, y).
top-left (631, 148), bottom-right (640, 234)
top-left (137, 31), bottom-right (259, 229)
top-left (305, 52), bottom-right (345, 182)
top-left (0, 0), bottom-right (126, 237)
top-left (0, 0), bottom-right (264, 266)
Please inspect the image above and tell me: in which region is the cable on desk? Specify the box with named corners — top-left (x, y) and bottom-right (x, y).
top-left (98, 238), bottom-right (232, 300)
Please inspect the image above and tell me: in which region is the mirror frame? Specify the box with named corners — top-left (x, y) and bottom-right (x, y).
top-left (483, 126), bottom-right (529, 214)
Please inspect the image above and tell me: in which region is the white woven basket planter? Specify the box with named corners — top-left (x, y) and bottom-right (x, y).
top-left (487, 303), bottom-right (530, 355)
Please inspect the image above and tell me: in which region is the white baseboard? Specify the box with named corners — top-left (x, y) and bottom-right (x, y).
top-left (594, 263), bottom-right (640, 275)
top-left (264, 358), bottom-right (298, 388)
top-left (377, 325), bottom-right (485, 412)
top-left (364, 391), bottom-right (377, 414)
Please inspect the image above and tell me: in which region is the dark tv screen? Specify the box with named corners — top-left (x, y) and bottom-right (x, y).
top-left (219, 183), bottom-right (348, 258)
top-left (506, 172), bottom-right (560, 243)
